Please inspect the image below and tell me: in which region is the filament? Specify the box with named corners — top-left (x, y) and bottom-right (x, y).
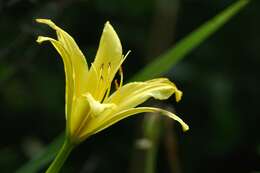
top-left (119, 66), bottom-right (123, 88)
top-left (103, 62), bottom-right (112, 102)
top-left (114, 79), bottom-right (119, 90)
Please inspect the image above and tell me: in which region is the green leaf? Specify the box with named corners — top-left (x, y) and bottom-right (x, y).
top-left (15, 0), bottom-right (249, 172)
top-left (131, 0), bottom-right (250, 81)
top-left (15, 134), bottom-right (64, 173)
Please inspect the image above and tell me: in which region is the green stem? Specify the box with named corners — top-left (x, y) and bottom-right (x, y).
top-left (144, 115), bottom-right (162, 173)
top-left (46, 138), bottom-right (74, 173)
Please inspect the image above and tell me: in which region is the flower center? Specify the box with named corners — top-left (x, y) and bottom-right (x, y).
top-left (91, 62), bottom-right (112, 102)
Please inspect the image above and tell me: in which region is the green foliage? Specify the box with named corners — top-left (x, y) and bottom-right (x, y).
top-left (16, 134), bottom-right (64, 173)
top-left (131, 0), bottom-right (249, 81)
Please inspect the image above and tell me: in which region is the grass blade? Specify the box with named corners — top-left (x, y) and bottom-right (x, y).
top-left (16, 134), bottom-right (64, 173)
top-left (131, 0), bottom-right (250, 81)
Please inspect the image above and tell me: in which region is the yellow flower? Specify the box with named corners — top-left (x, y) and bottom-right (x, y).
top-left (36, 19), bottom-right (189, 144)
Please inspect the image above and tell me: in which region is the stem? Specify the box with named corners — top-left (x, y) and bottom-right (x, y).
top-left (144, 115), bottom-right (162, 173)
top-left (46, 138), bottom-right (74, 173)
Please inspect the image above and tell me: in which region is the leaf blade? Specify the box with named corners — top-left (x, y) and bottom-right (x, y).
top-left (15, 134), bottom-right (64, 173)
top-left (131, 0), bottom-right (250, 81)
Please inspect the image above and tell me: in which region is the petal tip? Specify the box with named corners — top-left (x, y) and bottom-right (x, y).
top-left (176, 90), bottom-right (183, 102)
top-left (36, 36), bottom-right (56, 44)
top-left (36, 36), bottom-right (44, 44)
top-left (182, 123), bottom-right (189, 132)
top-left (103, 21), bottom-right (116, 34)
top-left (36, 18), bottom-right (49, 23)
top-left (35, 18), bottom-right (57, 29)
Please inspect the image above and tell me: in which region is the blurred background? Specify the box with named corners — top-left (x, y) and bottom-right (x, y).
top-left (0, 0), bottom-right (259, 172)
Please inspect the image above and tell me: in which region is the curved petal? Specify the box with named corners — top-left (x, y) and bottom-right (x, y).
top-left (36, 36), bottom-right (74, 121)
top-left (69, 95), bottom-right (91, 140)
top-left (70, 93), bottom-right (115, 142)
top-left (36, 19), bottom-right (89, 96)
top-left (83, 93), bottom-right (116, 117)
top-left (85, 22), bottom-right (123, 101)
top-left (105, 78), bottom-right (183, 112)
top-left (69, 93), bottom-right (115, 141)
top-left (79, 107), bottom-right (189, 140)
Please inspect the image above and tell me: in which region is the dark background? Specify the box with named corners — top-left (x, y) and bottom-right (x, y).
top-left (0, 0), bottom-right (259, 172)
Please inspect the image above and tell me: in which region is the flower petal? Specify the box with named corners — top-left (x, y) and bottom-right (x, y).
top-left (36, 19), bottom-right (89, 96)
top-left (80, 107), bottom-right (189, 140)
top-left (83, 93), bottom-right (116, 117)
top-left (70, 93), bottom-right (115, 142)
top-left (69, 95), bottom-right (91, 140)
top-left (105, 78), bottom-right (182, 112)
top-left (36, 36), bottom-right (74, 121)
top-left (85, 22), bottom-right (123, 101)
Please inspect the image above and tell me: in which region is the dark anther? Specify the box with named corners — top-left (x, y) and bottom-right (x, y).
top-left (100, 63), bottom-right (104, 69)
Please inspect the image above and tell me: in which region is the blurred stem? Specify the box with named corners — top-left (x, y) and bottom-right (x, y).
top-left (143, 0), bottom-right (180, 173)
top-left (143, 115), bottom-right (162, 173)
top-left (164, 117), bottom-right (181, 173)
top-left (46, 137), bottom-right (74, 173)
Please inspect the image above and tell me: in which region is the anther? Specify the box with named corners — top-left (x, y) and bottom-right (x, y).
top-left (114, 79), bottom-right (119, 90)
top-left (119, 66), bottom-right (123, 87)
top-left (119, 66), bottom-right (123, 75)
top-left (100, 63), bottom-right (104, 69)
top-left (99, 63), bottom-right (104, 80)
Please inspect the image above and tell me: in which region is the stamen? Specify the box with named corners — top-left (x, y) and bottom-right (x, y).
top-left (91, 63), bottom-right (98, 78)
top-left (103, 62), bottom-right (112, 102)
top-left (124, 50), bottom-right (131, 60)
top-left (112, 50), bottom-right (130, 89)
top-left (107, 62), bottom-right (111, 85)
top-left (113, 50), bottom-right (130, 76)
top-left (92, 63), bottom-right (104, 99)
top-left (114, 79), bottom-right (119, 90)
top-left (100, 63), bottom-right (104, 70)
top-left (99, 63), bottom-right (104, 80)
top-left (119, 66), bottom-right (123, 88)
top-left (96, 74), bottom-right (104, 101)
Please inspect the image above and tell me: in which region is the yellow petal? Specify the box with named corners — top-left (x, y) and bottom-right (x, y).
top-left (80, 106), bottom-right (188, 140)
top-left (36, 19), bottom-right (89, 96)
top-left (85, 93), bottom-right (116, 115)
top-left (105, 78), bottom-right (182, 112)
top-left (70, 93), bottom-right (115, 142)
top-left (37, 36), bottom-right (74, 122)
top-left (69, 95), bottom-right (91, 140)
top-left (85, 22), bottom-right (123, 101)
top-left (69, 93), bottom-right (116, 142)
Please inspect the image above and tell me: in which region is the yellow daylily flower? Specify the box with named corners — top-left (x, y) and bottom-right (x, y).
top-left (36, 19), bottom-right (189, 144)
